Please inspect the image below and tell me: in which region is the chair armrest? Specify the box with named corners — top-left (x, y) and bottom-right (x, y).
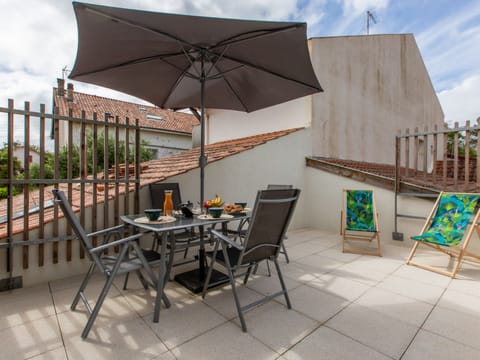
top-left (90, 232), bottom-right (145, 254)
top-left (87, 224), bottom-right (126, 238)
top-left (210, 229), bottom-right (243, 250)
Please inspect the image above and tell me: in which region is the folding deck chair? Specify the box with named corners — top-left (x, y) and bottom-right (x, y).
top-left (202, 188), bottom-right (300, 332)
top-left (340, 189), bottom-right (381, 256)
top-left (406, 192), bottom-right (480, 278)
top-left (52, 189), bottom-right (166, 339)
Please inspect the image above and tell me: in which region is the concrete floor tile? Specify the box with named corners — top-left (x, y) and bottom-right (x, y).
top-left (437, 287), bottom-right (480, 316)
top-left (146, 295), bottom-right (228, 349)
top-left (283, 284), bottom-right (349, 322)
top-left (172, 321), bottom-right (278, 360)
top-left (62, 317), bottom-right (168, 360)
top-left (29, 347), bottom-right (68, 360)
top-left (354, 287), bottom-right (434, 326)
top-left (0, 283), bottom-right (56, 331)
top-left (393, 264), bottom-right (452, 288)
top-left (284, 326), bottom-right (390, 360)
top-left (402, 329), bottom-right (480, 360)
top-left (0, 315), bottom-right (63, 360)
top-left (327, 303), bottom-right (419, 359)
top-left (308, 273), bottom-right (371, 302)
top-left (240, 301), bottom-right (318, 353)
top-left (377, 274), bottom-right (446, 304)
top-left (423, 306), bottom-right (480, 350)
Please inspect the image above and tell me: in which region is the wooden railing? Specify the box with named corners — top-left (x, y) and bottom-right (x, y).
top-left (0, 99), bottom-right (141, 288)
top-left (395, 119), bottom-right (480, 193)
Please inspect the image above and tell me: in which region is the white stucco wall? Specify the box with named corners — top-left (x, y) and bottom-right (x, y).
top-left (205, 96), bottom-right (312, 144)
top-left (304, 166), bottom-right (438, 247)
top-left (310, 34), bottom-right (444, 165)
top-left (158, 128), bottom-right (312, 229)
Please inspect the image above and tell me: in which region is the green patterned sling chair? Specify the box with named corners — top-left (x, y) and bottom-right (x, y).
top-left (341, 189), bottom-right (381, 256)
top-left (406, 192), bottom-right (480, 278)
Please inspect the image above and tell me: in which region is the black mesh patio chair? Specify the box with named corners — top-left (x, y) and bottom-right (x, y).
top-left (150, 182), bottom-right (196, 258)
top-left (202, 188), bottom-right (301, 332)
top-left (52, 189), bottom-right (166, 339)
top-left (267, 184), bottom-right (293, 263)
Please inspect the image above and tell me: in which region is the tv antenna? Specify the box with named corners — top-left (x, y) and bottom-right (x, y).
top-left (62, 66), bottom-right (71, 79)
top-left (366, 10), bottom-right (377, 35)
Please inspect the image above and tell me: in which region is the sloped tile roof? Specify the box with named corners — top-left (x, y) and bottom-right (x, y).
top-left (0, 128), bottom-right (303, 239)
top-left (54, 90), bottom-right (199, 134)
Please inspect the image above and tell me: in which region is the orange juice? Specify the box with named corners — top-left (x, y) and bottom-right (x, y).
top-left (163, 190), bottom-right (173, 216)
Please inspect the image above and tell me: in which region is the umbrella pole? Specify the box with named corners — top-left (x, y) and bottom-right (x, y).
top-left (199, 52), bottom-right (206, 279)
top-left (174, 51), bottom-right (229, 292)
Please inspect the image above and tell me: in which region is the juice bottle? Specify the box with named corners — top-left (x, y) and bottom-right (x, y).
top-left (163, 190), bottom-right (173, 216)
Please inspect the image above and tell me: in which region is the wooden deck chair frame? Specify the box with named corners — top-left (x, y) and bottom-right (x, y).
top-left (406, 192), bottom-right (480, 278)
top-left (340, 189), bottom-right (381, 256)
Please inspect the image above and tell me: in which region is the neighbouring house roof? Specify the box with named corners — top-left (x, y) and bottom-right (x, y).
top-left (54, 89), bottom-right (199, 134)
top-left (307, 157), bottom-right (478, 194)
top-left (0, 127), bottom-right (303, 238)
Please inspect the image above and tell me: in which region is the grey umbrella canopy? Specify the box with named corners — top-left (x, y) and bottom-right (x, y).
top-left (69, 1), bottom-right (322, 205)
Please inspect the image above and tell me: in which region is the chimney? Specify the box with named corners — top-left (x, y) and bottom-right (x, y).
top-left (57, 78), bottom-right (65, 96)
top-left (67, 83), bottom-right (74, 102)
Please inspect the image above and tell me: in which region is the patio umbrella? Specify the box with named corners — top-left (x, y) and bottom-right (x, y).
top-left (69, 1), bottom-right (323, 207)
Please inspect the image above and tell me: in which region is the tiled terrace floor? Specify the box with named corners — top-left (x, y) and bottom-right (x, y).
top-left (2, 228), bottom-right (480, 360)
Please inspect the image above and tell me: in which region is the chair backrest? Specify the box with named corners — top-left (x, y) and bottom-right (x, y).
top-left (267, 184), bottom-right (293, 190)
top-left (150, 183), bottom-right (182, 210)
top-left (240, 189), bottom-right (300, 264)
top-left (344, 190), bottom-right (376, 232)
top-left (420, 192), bottom-right (480, 246)
top-left (52, 189), bottom-right (95, 262)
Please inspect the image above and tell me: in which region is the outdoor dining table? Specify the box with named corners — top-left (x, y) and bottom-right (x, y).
top-left (120, 212), bottom-right (249, 323)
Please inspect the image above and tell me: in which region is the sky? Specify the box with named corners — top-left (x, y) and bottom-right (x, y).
top-left (0, 0), bottom-right (479, 141)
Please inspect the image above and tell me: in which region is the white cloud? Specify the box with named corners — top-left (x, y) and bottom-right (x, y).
top-left (341, 0), bottom-right (389, 15)
top-left (416, 1), bottom-right (480, 91)
top-left (438, 74), bottom-right (480, 125)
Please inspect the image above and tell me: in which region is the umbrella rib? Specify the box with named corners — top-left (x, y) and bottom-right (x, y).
top-left (213, 53), bottom-right (322, 91)
top-left (71, 52), bottom-right (201, 81)
top-left (212, 24), bottom-right (302, 50)
top-left (81, 3), bottom-right (202, 51)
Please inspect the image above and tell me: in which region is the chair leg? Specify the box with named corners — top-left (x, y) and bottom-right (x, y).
top-left (281, 242), bottom-right (290, 263)
top-left (273, 258), bottom-right (291, 309)
top-left (82, 245), bottom-right (130, 339)
top-left (123, 273), bottom-right (130, 290)
top-left (243, 265), bottom-right (253, 285)
top-left (81, 273), bottom-right (116, 339)
top-left (71, 264), bottom-right (95, 311)
top-left (202, 238), bottom-right (221, 298)
top-left (229, 267), bottom-right (247, 332)
top-left (406, 241), bottom-right (420, 264)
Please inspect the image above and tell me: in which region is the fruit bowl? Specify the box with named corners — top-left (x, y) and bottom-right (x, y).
top-left (144, 209), bottom-right (162, 221)
top-left (208, 207), bottom-right (224, 218)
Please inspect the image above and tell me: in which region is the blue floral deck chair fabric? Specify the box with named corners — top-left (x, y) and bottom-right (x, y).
top-left (341, 189), bottom-right (381, 256)
top-left (406, 192), bottom-right (480, 278)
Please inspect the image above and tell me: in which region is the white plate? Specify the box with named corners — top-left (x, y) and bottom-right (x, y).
top-left (197, 214), bottom-right (234, 220)
top-left (134, 216), bottom-right (176, 224)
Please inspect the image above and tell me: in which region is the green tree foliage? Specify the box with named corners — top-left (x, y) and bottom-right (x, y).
top-left (446, 127), bottom-right (478, 158)
top-left (0, 147), bottom-right (23, 198)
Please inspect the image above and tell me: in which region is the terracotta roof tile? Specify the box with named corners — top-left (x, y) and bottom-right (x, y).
top-left (0, 128), bottom-right (303, 239)
top-left (54, 90), bottom-right (199, 134)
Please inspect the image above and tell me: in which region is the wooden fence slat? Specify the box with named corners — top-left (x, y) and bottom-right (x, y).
top-left (464, 120), bottom-right (470, 191)
top-left (23, 101), bottom-right (30, 269)
top-left (432, 124), bottom-right (438, 183)
top-left (38, 103), bottom-right (46, 267)
top-left (453, 122), bottom-right (459, 190)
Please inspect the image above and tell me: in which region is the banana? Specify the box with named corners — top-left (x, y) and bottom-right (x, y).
top-left (207, 194), bottom-right (223, 207)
